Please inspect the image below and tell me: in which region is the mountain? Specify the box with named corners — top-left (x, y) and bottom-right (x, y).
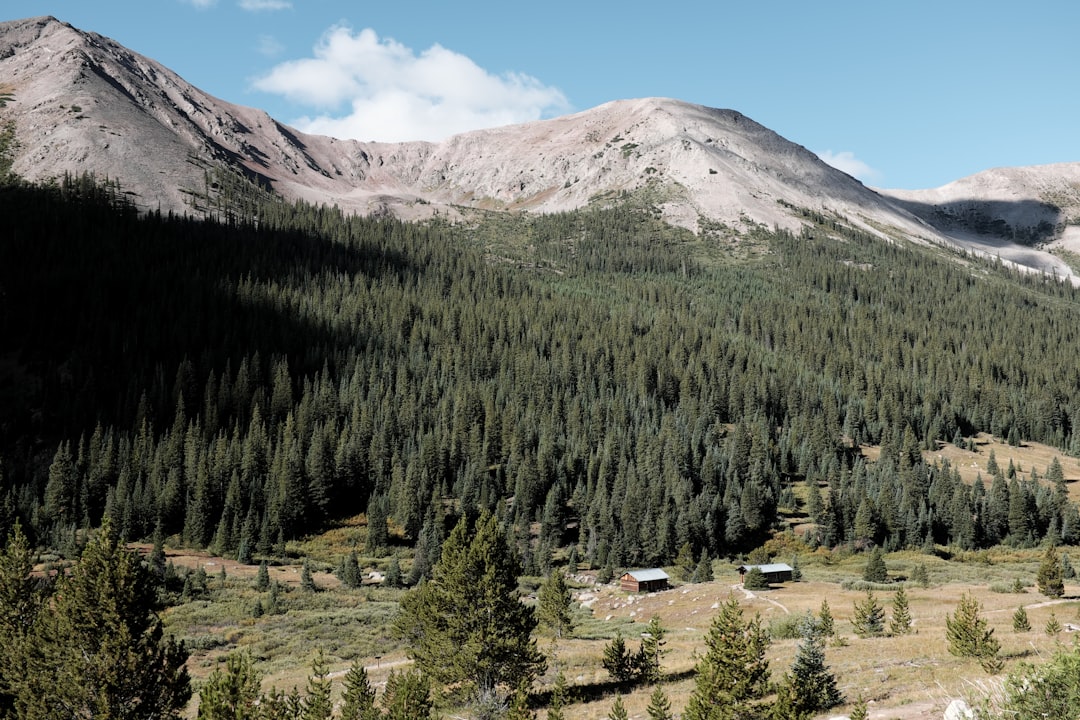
top-left (2, 16), bottom-right (1077, 280)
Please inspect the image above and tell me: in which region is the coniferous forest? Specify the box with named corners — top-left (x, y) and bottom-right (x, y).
top-left (2, 170), bottom-right (1080, 579)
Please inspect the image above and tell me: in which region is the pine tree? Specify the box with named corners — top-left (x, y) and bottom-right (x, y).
top-left (302, 650), bottom-right (333, 720)
top-left (197, 653), bottom-right (262, 720)
top-left (394, 511), bottom-right (545, 709)
top-left (608, 694), bottom-right (628, 720)
top-left (602, 630), bottom-right (635, 682)
top-left (301, 558), bottom-right (317, 592)
top-left (546, 671), bottom-right (569, 720)
top-left (683, 596), bottom-right (771, 720)
top-left (256, 560), bottom-right (270, 591)
top-left (848, 694), bottom-right (869, 720)
top-left (818, 598), bottom-right (835, 640)
top-left (742, 566), bottom-right (769, 590)
top-left (852, 589), bottom-right (885, 638)
top-left (381, 669), bottom-right (434, 720)
top-left (339, 659), bottom-right (379, 720)
top-left (1012, 606), bottom-right (1031, 632)
top-left (338, 550), bottom-right (362, 589)
top-left (911, 562), bottom-right (929, 588)
top-left (946, 592), bottom-right (1002, 673)
top-left (1045, 609), bottom-right (1062, 637)
top-left (537, 569), bottom-right (574, 642)
top-left (19, 521), bottom-right (191, 719)
top-left (693, 551), bottom-right (714, 583)
top-left (675, 542), bottom-right (695, 581)
top-left (1037, 545), bottom-right (1065, 598)
top-left (639, 615), bottom-right (667, 683)
top-left (784, 616), bottom-right (843, 715)
top-left (0, 523), bottom-right (41, 717)
top-left (646, 685), bottom-right (674, 720)
top-left (862, 547), bottom-right (887, 583)
top-left (889, 586), bottom-right (913, 636)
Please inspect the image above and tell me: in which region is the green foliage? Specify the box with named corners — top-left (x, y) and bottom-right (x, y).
top-left (889, 585), bottom-right (913, 636)
top-left (646, 685), bottom-right (674, 720)
top-left (945, 592), bottom-right (1002, 673)
top-left (16, 521), bottom-right (191, 719)
top-left (742, 567), bottom-right (769, 590)
top-left (995, 642), bottom-right (1080, 720)
top-left (848, 694), bottom-right (869, 720)
top-left (852, 589), bottom-right (885, 638)
top-left (639, 615), bottom-right (667, 683)
top-left (0, 116), bottom-right (18, 184)
top-left (197, 653), bottom-right (262, 719)
top-left (608, 694), bottom-right (628, 720)
top-left (683, 596), bottom-right (771, 720)
top-left (1045, 610), bottom-right (1062, 637)
top-left (0, 523), bottom-right (41, 714)
top-left (339, 659), bottom-right (379, 720)
top-left (537, 569), bottom-right (574, 641)
top-left (546, 671), bottom-right (569, 720)
top-left (337, 551), bottom-right (362, 589)
top-left (394, 511), bottom-right (545, 706)
top-left (862, 547), bottom-right (888, 583)
top-left (783, 616), bottom-right (843, 715)
top-left (381, 669), bottom-right (434, 720)
top-left (1037, 545), bottom-right (1065, 598)
top-left (817, 598), bottom-right (835, 639)
top-left (1012, 606), bottom-right (1031, 633)
top-left (602, 630), bottom-right (635, 682)
top-left (910, 563), bottom-right (930, 588)
top-left (692, 551), bottom-right (714, 583)
top-left (302, 650), bottom-right (333, 720)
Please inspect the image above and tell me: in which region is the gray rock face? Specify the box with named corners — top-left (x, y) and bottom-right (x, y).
top-left (2, 16), bottom-right (1077, 281)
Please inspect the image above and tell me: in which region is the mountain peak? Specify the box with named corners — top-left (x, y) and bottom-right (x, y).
top-left (2, 17), bottom-right (1077, 280)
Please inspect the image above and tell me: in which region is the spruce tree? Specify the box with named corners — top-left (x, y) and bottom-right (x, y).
top-left (945, 592), bottom-right (1002, 673)
top-left (339, 659), bottom-right (379, 720)
top-left (608, 694), bottom-right (628, 720)
top-left (784, 616), bottom-right (843, 715)
top-left (256, 560), bottom-right (270, 591)
top-left (1012, 606), bottom-right (1031, 633)
top-left (683, 596), bottom-right (770, 720)
top-left (537, 568), bottom-right (574, 642)
top-left (639, 615), bottom-right (666, 683)
top-left (20, 521), bottom-right (191, 719)
top-left (394, 511), bottom-right (545, 709)
top-left (818, 598), bottom-right (835, 640)
top-left (1037, 545), bottom-right (1065, 598)
top-left (303, 649), bottom-right (333, 720)
top-left (852, 589), bottom-right (885, 638)
top-left (1045, 610), bottom-right (1062, 637)
top-left (381, 669), bottom-right (434, 720)
top-left (889, 585), bottom-right (913, 636)
top-left (197, 653), bottom-right (262, 720)
top-left (646, 685), bottom-right (673, 720)
top-left (602, 630), bottom-right (634, 682)
top-left (0, 523), bottom-right (40, 717)
top-left (546, 671), bottom-right (569, 720)
top-left (862, 547), bottom-right (887, 583)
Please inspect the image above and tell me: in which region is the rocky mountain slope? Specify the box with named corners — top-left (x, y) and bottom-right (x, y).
top-left (3, 15), bottom-right (1078, 280)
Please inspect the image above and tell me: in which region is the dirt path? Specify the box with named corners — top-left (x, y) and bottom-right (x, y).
top-left (733, 583), bottom-right (790, 614)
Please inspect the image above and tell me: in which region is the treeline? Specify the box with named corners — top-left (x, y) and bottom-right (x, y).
top-left (2, 174), bottom-right (1080, 570)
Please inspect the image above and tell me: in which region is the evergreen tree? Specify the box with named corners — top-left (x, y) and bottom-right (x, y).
top-left (19, 521), bottom-right (191, 719)
top-left (537, 569), bottom-right (574, 642)
top-left (683, 596), bottom-right (771, 720)
top-left (385, 552), bottom-right (403, 588)
top-left (784, 616), bottom-right (843, 715)
top-left (889, 585), bottom-right (913, 636)
top-left (693, 551), bottom-right (714, 583)
top-left (197, 652), bottom-right (262, 720)
top-left (505, 681), bottom-right (534, 720)
top-left (639, 615), bottom-right (667, 683)
top-left (646, 685), bottom-right (674, 720)
top-left (608, 694), bottom-right (628, 720)
top-left (394, 511), bottom-right (545, 709)
top-left (381, 669), bottom-right (434, 720)
top-left (675, 542), bottom-right (695, 582)
top-left (862, 547), bottom-right (887, 583)
top-left (302, 650), bottom-right (333, 720)
top-left (818, 598), bottom-right (835, 639)
top-left (602, 630), bottom-right (635, 682)
top-left (910, 563), bottom-right (930, 588)
top-left (1012, 606), bottom-right (1031, 633)
top-left (945, 592), bottom-right (1002, 673)
top-left (852, 589), bottom-right (885, 638)
top-left (1045, 609), bottom-right (1062, 637)
top-left (301, 558), bottom-right (317, 592)
top-left (256, 560), bottom-right (270, 591)
top-left (338, 550), bottom-right (362, 589)
top-left (1037, 545), bottom-right (1065, 598)
top-left (339, 659), bottom-right (379, 720)
top-left (742, 566), bottom-right (769, 591)
top-left (0, 523), bottom-right (41, 717)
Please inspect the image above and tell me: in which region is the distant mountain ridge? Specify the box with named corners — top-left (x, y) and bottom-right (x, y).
top-left (3, 15), bottom-right (1079, 279)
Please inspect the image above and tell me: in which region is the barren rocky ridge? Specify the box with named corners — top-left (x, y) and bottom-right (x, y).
top-left (4, 15), bottom-right (1080, 279)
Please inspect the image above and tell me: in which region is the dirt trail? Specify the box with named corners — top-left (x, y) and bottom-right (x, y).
top-left (733, 583), bottom-right (790, 614)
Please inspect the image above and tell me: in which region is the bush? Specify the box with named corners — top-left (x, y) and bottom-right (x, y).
top-left (742, 567), bottom-right (770, 590)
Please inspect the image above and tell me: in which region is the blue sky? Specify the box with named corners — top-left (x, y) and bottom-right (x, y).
top-left (5, 1), bottom-right (1079, 189)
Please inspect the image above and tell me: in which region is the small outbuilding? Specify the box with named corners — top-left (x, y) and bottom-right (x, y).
top-left (620, 568), bottom-right (670, 593)
top-left (737, 563), bottom-right (793, 584)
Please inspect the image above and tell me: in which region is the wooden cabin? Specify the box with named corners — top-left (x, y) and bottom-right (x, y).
top-left (620, 568), bottom-right (670, 593)
top-left (737, 563), bottom-right (793, 584)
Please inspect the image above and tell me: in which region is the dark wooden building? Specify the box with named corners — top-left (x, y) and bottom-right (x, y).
top-left (737, 563), bottom-right (793, 584)
top-left (620, 568), bottom-right (670, 593)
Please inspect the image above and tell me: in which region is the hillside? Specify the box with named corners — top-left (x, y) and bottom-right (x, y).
top-left (1, 15), bottom-right (1078, 281)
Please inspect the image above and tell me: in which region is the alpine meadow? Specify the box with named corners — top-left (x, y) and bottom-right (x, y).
top-left (4, 14), bottom-right (1080, 720)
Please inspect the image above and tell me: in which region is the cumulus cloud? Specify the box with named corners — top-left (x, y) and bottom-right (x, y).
top-left (257, 34), bottom-right (285, 57)
top-left (816, 150), bottom-right (882, 184)
top-left (239, 0), bottom-right (292, 10)
top-left (252, 25), bottom-right (569, 142)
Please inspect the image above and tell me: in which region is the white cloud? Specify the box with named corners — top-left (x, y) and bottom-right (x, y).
top-left (816, 150), bottom-right (881, 184)
top-left (252, 25), bottom-right (568, 142)
top-left (239, 0), bottom-right (292, 10)
top-left (181, 0), bottom-right (217, 8)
